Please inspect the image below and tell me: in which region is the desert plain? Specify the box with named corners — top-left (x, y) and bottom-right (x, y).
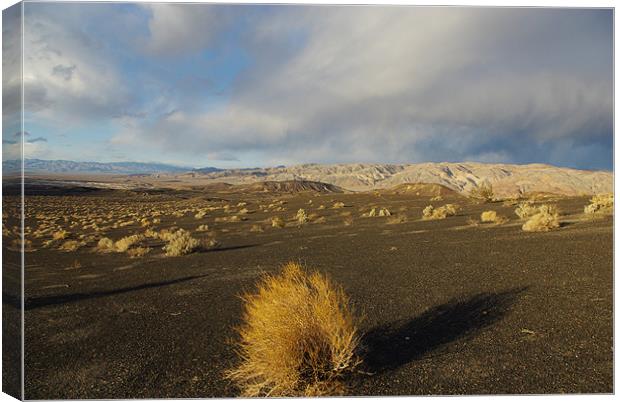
top-left (1, 169), bottom-right (613, 398)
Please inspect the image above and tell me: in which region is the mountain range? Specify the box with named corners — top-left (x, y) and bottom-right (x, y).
top-left (3, 159), bottom-right (613, 197)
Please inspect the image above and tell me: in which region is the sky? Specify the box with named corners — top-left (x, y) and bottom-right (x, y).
top-left (1, 3), bottom-right (614, 170)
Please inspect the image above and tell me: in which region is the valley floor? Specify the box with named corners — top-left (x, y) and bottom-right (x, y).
top-left (4, 189), bottom-right (612, 397)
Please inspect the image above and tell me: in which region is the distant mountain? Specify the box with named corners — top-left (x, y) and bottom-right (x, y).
top-left (2, 159), bottom-right (613, 198)
top-left (188, 162), bottom-right (613, 197)
top-left (3, 159), bottom-right (219, 175)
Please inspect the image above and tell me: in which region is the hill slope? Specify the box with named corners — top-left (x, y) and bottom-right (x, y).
top-left (191, 162), bottom-right (612, 197)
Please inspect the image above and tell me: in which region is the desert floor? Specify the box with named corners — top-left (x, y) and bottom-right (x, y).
top-left (3, 185), bottom-right (612, 398)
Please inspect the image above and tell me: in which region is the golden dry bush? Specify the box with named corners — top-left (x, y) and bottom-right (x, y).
top-left (250, 224), bottom-right (264, 233)
top-left (343, 216), bottom-right (353, 226)
top-left (271, 216), bottom-right (285, 228)
top-left (469, 182), bottom-right (494, 203)
top-left (96, 237), bottom-right (116, 253)
top-left (195, 210), bottom-right (208, 219)
top-left (480, 210), bottom-right (508, 224)
top-left (522, 205), bottom-right (560, 232)
top-left (295, 209), bottom-right (308, 225)
top-left (59, 240), bottom-right (85, 252)
top-left (387, 214), bottom-right (407, 224)
top-left (422, 204), bottom-right (458, 220)
top-left (584, 193), bottom-right (613, 215)
top-left (196, 224), bottom-right (210, 232)
top-left (162, 229), bottom-right (200, 256)
top-left (514, 202), bottom-right (538, 219)
top-left (52, 229), bottom-right (69, 241)
top-left (227, 262), bottom-right (361, 397)
top-left (332, 202), bottom-right (345, 209)
top-left (127, 247), bottom-right (150, 258)
top-left (115, 234), bottom-right (144, 253)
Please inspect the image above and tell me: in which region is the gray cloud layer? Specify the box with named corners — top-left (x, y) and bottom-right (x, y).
top-left (116, 6), bottom-right (612, 169)
top-left (12, 5), bottom-right (613, 169)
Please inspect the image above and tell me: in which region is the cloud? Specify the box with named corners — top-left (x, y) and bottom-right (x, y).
top-left (141, 3), bottom-right (231, 56)
top-left (116, 7), bottom-right (611, 169)
top-left (20, 4), bottom-right (134, 127)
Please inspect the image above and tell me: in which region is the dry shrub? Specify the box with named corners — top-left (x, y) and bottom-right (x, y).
top-left (127, 247), bottom-right (150, 258)
top-left (522, 205), bottom-right (560, 232)
top-left (195, 210), bottom-right (208, 219)
top-left (480, 210), bottom-right (508, 225)
top-left (422, 204), bottom-right (459, 220)
top-left (332, 202), bottom-right (345, 209)
top-left (162, 229), bottom-right (200, 256)
top-left (59, 240), bottom-right (85, 252)
top-left (469, 182), bottom-right (494, 203)
top-left (96, 237), bottom-right (116, 253)
top-left (52, 229), bottom-right (69, 241)
top-left (227, 262), bottom-right (361, 397)
top-left (196, 224), bottom-right (210, 232)
top-left (271, 217), bottom-right (285, 228)
top-left (387, 214), bottom-right (407, 224)
top-left (514, 202), bottom-right (538, 219)
top-left (343, 216), bottom-right (353, 226)
top-left (250, 224), bottom-right (264, 233)
top-left (115, 234), bottom-right (144, 253)
top-left (430, 195), bottom-right (443, 201)
top-left (584, 193), bottom-right (613, 215)
top-left (363, 207), bottom-right (391, 217)
top-left (295, 209), bottom-right (308, 225)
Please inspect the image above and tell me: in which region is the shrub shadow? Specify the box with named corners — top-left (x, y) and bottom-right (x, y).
top-left (361, 287), bottom-right (527, 373)
top-left (22, 274), bottom-right (209, 310)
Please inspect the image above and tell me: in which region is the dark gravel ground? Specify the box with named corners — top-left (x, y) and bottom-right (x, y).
top-left (8, 191), bottom-right (612, 398)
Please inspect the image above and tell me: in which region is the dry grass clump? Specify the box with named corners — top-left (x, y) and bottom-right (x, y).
top-left (226, 262), bottom-right (361, 397)
top-left (343, 216), bottom-right (353, 226)
top-left (52, 229), bottom-right (69, 241)
top-left (584, 193), bottom-right (613, 215)
top-left (195, 210), bottom-right (208, 219)
top-left (59, 240), bottom-right (86, 252)
top-left (522, 205), bottom-right (560, 232)
top-left (422, 204), bottom-right (459, 220)
top-left (115, 234), bottom-right (145, 252)
top-left (127, 247), bottom-right (151, 258)
top-left (480, 210), bottom-right (508, 225)
top-left (469, 182), bottom-right (494, 203)
top-left (250, 224), bottom-right (264, 233)
top-left (295, 209), bottom-right (308, 225)
top-left (363, 207), bottom-right (391, 217)
top-left (332, 202), bottom-right (345, 209)
top-left (387, 214), bottom-right (408, 224)
top-left (196, 224), bottom-right (210, 232)
top-left (271, 217), bottom-right (285, 228)
top-left (162, 229), bottom-right (201, 257)
top-left (430, 195), bottom-right (443, 201)
top-left (96, 237), bottom-right (116, 253)
top-left (514, 202), bottom-right (538, 220)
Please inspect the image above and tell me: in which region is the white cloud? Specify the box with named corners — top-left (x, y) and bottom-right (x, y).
top-left (21, 6), bottom-right (132, 127)
top-left (120, 7), bottom-right (611, 168)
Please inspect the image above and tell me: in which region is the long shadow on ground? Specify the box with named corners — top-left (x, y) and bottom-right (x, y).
top-left (361, 287), bottom-right (527, 373)
top-left (19, 275), bottom-right (209, 311)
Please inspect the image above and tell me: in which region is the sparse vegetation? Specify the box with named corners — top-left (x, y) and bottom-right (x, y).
top-left (162, 229), bottom-right (202, 256)
top-left (422, 204), bottom-right (459, 220)
top-left (271, 217), bottom-right (285, 228)
top-left (295, 209), bottom-right (308, 225)
top-left (227, 262), bottom-right (361, 397)
top-left (469, 182), bottom-right (494, 203)
top-left (522, 204), bottom-right (560, 232)
top-left (480, 210), bottom-right (508, 225)
top-left (584, 193), bottom-right (613, 215)
top-left (514, 202), bottom-right (538, 219)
